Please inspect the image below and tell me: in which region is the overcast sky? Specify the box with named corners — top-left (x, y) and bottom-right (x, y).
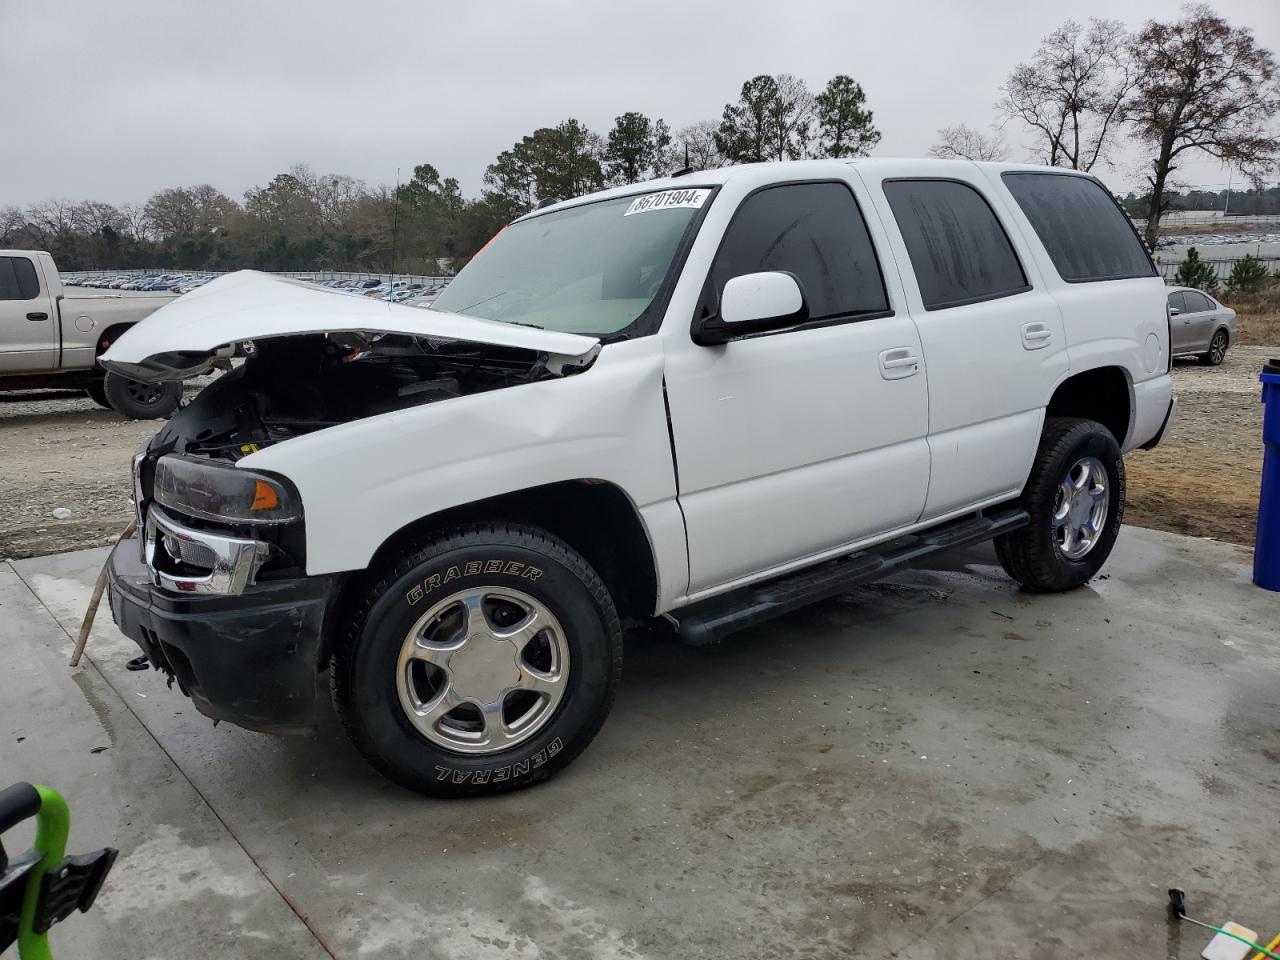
top-left (5, 0), bottom-right (1278, 209)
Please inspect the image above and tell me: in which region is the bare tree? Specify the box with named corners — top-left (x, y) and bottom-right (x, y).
top-left (1129, 4), bottom-right (1280, 246)
top-left (70, 200), bottom-right (124, 236)
top-left (673, 120), bottom-right (725, 170)
top-left (929, 124), bottom-right (1008, 161)
top-left (24, 198), bottom-right (76, 244)
top-left (999, 18), bottom-right (1133, 171)
top-left (119, 203), bottom-right (151, 241)
top-left (0, 206), bottom-right (26, 245)
top-left (769, 73), bottom-right (816, 160)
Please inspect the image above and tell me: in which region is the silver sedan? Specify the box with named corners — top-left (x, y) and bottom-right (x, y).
top-left (1166, 286), bottom-right (1237, 366)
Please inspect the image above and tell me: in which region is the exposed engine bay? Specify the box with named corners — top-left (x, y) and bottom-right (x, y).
top-left (150, 332), bottom-right (589, 460)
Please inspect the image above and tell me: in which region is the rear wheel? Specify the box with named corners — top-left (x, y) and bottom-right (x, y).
top-left (331, 523), bottom-right (622, 797)
top-left (1199, 329), bottom-right (1228, 366)
top-left (995, 417), bottom-right (1125, 592)
top-left (85, 378), bottom-right (110, 408)
top-left (103, 371), bottom-right (182, 419)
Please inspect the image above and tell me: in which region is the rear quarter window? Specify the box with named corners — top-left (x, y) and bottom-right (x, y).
top-left (1002, 172), bottom-right (1156, 283)
top-left (883, 179), bottom-right (1029, 311)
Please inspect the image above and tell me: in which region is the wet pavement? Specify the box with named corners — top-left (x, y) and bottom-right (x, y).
top-left (2, 526), bottom-right (1278, 958)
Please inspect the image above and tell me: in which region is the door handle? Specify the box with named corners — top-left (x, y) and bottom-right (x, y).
top-left (879, 347), bottom-right (920, 380)
top-left (26, 312), bottom-right (48, 321)
top-left (1021, 322), bottom-right (1052, 349)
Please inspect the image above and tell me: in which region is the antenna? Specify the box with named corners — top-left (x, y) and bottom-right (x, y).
top-left (390, 166), bottom-right (401, 296)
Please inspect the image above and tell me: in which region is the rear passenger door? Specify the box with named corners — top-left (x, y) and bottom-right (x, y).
top-left (1181, 290), bottom-right (1218, 351)
top-left (857, 170), bottom-right (1069, 521)
top-left (993, 170), bottom-right (1166, 450)
top-left (1167, 291), bottom-right (1193, 353)
top-left (0, 254), bottom-right (56, 373)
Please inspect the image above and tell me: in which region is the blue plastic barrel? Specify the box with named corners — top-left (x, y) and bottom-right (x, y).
top-left (1255, 358), bottom-right (1280, 591)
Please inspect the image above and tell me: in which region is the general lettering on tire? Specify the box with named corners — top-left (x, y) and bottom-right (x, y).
top-left (405, 561), bottom-right (543, 606)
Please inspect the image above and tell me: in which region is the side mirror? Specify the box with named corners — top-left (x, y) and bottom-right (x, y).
top-left (1168, 306), bottom-right (1181, 316)
top-left (692, 271), bottom-right (808, 346)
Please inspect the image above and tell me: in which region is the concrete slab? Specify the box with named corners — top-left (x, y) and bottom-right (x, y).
top-left (0, 563), bottom-right (331, 959)
top-left (7, 526), bottom-right (1280, 959)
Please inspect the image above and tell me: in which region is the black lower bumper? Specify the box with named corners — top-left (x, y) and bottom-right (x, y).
top-left (106, 540), bottom-right (333, 734)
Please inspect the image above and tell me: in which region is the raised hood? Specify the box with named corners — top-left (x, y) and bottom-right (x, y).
top-left (99, 271), bottom-right (600, 380)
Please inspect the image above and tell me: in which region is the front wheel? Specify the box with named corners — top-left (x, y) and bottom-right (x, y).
top-left (995, 417), bottom-right (1125, 592)
top-left (103, 371), bottom-right (182, 419)
top-left (1199, 329), bottom-right (1228, 366)
top-left (331, 523), bottom-right (622, 797)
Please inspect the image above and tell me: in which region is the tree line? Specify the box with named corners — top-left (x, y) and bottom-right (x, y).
top-left (0, 72), bottom-right (878, 275)
top-left (4, 4), bottom-right (1276, 273)
top-left (928, 4), bottom-right (1279, 246)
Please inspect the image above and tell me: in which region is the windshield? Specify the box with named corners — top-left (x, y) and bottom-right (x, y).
top-left (431, 188), bottom-right (711, 337)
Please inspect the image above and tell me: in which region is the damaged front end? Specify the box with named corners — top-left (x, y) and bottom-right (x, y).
top-left (104, 274), bottom-right (602, 734)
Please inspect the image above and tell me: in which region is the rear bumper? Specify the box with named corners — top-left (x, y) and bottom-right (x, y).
top-left (1130, 374), bottom-right (1175, 451)
top-left (1139, 394), bottom-right (1178, 451)
top-left (106, 539), bottom-right (332, 734)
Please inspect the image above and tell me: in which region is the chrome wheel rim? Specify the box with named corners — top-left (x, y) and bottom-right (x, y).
top-left (1210, 332), bottom-right (1227, 364)
top-left (1052, 456), bottom-right (1109, 561)
top-left (395, 587), bottom-right (569, 755)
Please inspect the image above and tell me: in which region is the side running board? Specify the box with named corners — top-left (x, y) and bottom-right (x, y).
top-left (668, 507), bottom-right (1029, 646)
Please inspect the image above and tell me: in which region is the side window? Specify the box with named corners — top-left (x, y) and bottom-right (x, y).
top-left (1002, 172), bottom-right (1156, 283)
top-left (1168, 291), bottom-right (1189, 313)
top-left (1187, 291), bottom-right (1214, 312)
top-left (883, 179), bottom-right (1029, 311)
top-left (0, 257), bottom-right (40, 301)
top-left (710, 181), bottom-right (889, 324)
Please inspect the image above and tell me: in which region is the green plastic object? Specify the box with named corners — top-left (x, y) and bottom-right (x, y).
top-left (16, 786), bottom-right (69, 960)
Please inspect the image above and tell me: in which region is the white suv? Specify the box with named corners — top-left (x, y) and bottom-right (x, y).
top-left (103, 159), bottom-right (1175, 797)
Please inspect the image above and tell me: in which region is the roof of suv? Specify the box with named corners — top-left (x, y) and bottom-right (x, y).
top-left (518, 158), bottom-right (1097, 221)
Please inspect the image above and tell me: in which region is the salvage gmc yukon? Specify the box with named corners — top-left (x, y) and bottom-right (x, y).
top-left (103, 160), bottom-right (1176, 797)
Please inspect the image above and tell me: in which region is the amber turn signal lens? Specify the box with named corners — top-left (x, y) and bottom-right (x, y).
top-left (251, 480), bottom-right (280, 511)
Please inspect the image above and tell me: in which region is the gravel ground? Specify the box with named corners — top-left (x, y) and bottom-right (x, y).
top-left (0, 345), bottom-right (1272, 561)
top-left (1125, 345), bottom-right (1270, 547)
top-left (0, 385), bottom-right (204, 560)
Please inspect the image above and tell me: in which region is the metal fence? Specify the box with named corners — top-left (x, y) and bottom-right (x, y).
top-left (1131, 213), bottom-right (1280, 228)
top-left (1156, 255), bottom-right (1280, 281)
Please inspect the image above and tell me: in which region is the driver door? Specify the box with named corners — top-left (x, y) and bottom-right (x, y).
top-left (662, 178), bottom-right (931, 597)
top-left (0, 255), bottom-right (56, 373)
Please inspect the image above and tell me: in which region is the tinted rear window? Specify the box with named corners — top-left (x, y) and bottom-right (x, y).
top-left (1002, 173), bottom-right (1155, 283)
top-left (883, 179), bottom-right (1029, 311)
top-left (0, 256), bottom-right (39, 300)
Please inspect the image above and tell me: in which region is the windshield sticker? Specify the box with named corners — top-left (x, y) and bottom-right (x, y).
top-left (623, 189), bottom-right (710, 216)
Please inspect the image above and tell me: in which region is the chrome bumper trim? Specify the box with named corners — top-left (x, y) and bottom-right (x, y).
top-left (144, 506), bottom-right (269, 595)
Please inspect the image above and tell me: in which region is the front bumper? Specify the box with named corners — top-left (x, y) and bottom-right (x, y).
top-left (106, 538), bottom-right (332, 734)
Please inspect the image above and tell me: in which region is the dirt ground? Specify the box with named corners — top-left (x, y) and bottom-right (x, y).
top-left (0, 320), bottom-right (1274, 560)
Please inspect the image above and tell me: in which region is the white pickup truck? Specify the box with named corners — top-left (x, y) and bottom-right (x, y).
top-left (102, 159), bottom-right (1175, 797)
top-left (0, 251), bottom-right (183, 418)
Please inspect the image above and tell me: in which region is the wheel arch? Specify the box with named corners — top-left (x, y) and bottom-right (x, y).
top-left (339, 479), bottom-right (661, 635)
top-left (1044, 365), bottom-right (1133, 448)
top-left (95, 322), bottom-right (136, 358)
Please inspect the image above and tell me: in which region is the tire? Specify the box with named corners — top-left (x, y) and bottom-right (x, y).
top-left (85, 378), bottom-right (111, 408)
top-left (994, 417), bottom-right (1125, 593)
top-left (1199, 329), bottom-right (1228, 366)
top-left (331, 522), bottom-right (622, 797)
top-left (103, 371), bottom-right (182, 419)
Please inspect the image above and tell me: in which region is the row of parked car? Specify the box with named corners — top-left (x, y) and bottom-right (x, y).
top-left (308, 277), bottom-right (450, 305)
top-left (61, 272), bottom-right (450, 305)
top-left (64, 272), bottom-right (218, 294)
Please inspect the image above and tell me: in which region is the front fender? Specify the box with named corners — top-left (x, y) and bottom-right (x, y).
top-left (240, 338), bottom-right (680, 579)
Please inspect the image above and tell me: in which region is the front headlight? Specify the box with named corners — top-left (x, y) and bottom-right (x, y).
top-left (153, 455), bottom-right (301, 525)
